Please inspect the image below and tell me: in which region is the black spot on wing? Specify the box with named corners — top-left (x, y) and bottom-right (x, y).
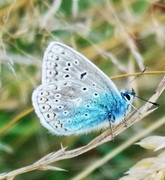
top-left (80, 72), bottom-right (87, 79)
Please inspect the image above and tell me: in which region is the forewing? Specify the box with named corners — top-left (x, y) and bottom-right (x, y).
top-left (42, 42), bottom-right (120, 95)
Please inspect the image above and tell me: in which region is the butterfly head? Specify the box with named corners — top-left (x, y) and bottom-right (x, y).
top-left (120, 88), bottom-right (135, 103)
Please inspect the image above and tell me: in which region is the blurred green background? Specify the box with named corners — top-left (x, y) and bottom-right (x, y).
top-left (0, 0), bottom-right (165, 180)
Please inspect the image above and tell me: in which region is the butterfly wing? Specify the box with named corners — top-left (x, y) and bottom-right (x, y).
top-left (42, 42), bottom-right (120, 94)
top-left (32, 42), bottom-right (124, 135)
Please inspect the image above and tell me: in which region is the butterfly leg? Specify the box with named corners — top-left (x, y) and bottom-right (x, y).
top-left (108, 113), bottom-right (115, 141)
top-left (123, 114), bottom-right (128, 128)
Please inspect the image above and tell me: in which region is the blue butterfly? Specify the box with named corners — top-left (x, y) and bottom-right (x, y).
top-left (32, 42), bottom-right (135, 135)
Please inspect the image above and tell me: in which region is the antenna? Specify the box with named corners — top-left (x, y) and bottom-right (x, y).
top-left (125, 67), bottom-right (147, 89)
top-left (135, 95), bottom-right (159, 107)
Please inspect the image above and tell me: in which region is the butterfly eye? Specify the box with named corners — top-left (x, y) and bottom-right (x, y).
top-left (124, 93), bottom-right (131, 101)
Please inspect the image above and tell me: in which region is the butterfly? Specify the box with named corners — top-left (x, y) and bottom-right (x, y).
top-left (32, 42), bottom-right (135, 136)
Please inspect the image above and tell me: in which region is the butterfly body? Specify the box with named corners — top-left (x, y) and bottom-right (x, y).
top-left (32, 42), bottom-right (135, 135)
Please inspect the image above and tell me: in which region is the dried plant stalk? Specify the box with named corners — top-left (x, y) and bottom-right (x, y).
top-left (0, 76), bottom-right (164, 180)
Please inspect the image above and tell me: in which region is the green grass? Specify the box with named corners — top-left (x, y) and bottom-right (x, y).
top-left (0, 0), bottom-right (165, 180)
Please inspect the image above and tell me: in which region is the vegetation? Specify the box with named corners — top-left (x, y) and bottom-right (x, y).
top-left (0, 0), bottom-right (165, 179)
